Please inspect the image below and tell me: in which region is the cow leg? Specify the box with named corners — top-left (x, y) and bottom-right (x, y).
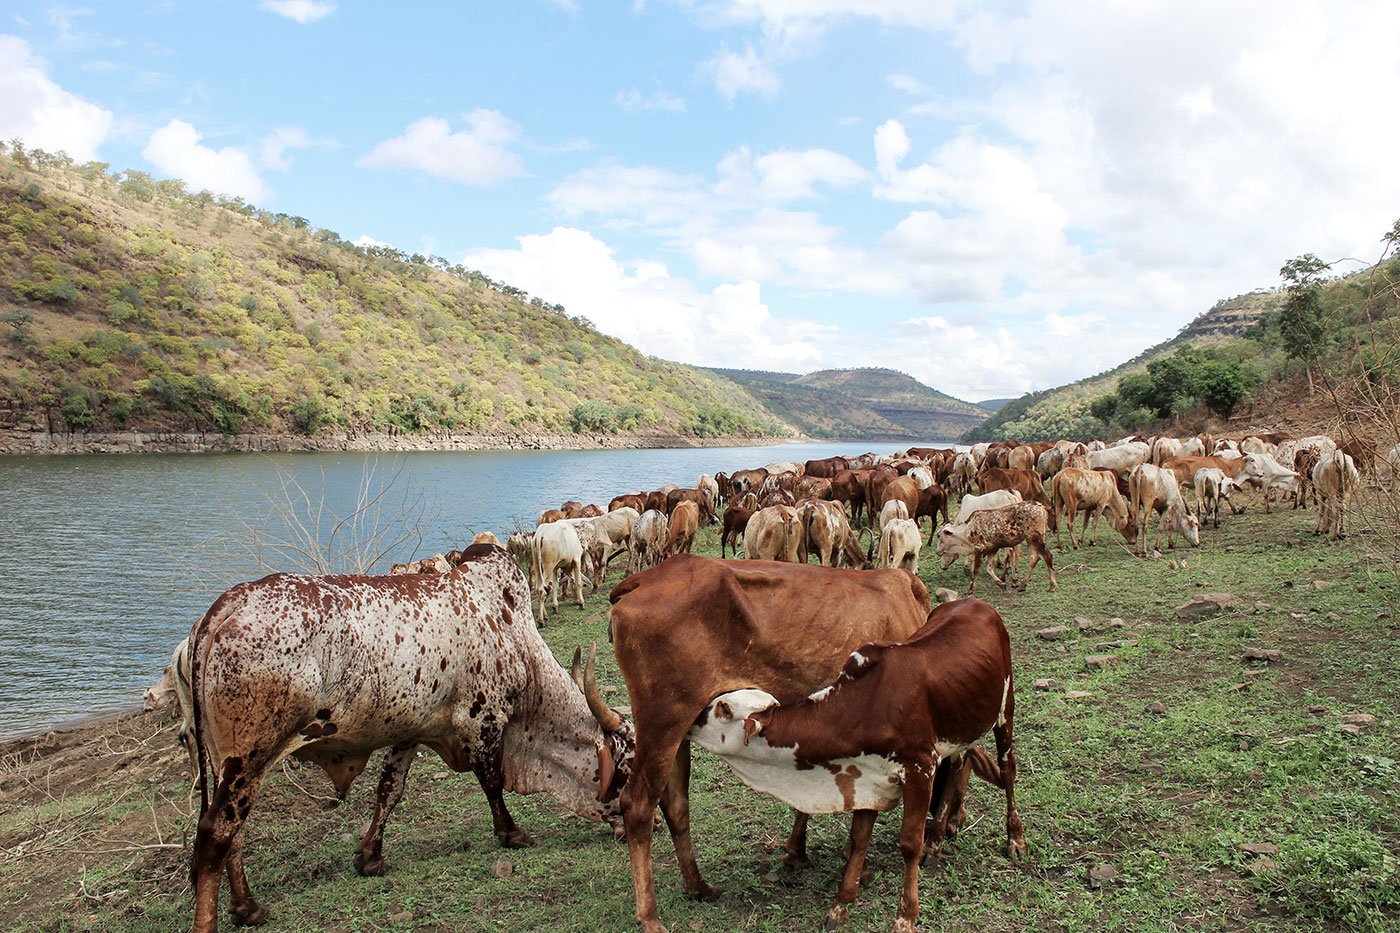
top-left (659, 741), bottom-right (719, 901)
top-left (475, 754), bottom-right (533, 849)
top-left (967, 553), bottom-right (980, 593)
top-left (894, 766), bottom-right (935, 933)
top-left (192, 755), bottom-right (267, 933)
top-left (622, 726), bottom-right (691, 933)
top-left (993, 716), bottom-right (1027, 860)
top-left (1034, 536), bottom-right (1056, 591)
top-left (824, 809), bottom-right (877, 930)
top-left (354, 743), bottom-right (416, 876)
top-left (573, 560), bottom-right (585, 609)
top-left (783, 812), bottom-right (813, 869)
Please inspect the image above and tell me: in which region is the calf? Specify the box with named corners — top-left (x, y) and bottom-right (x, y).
top-left (1193, 467), bottom-right (1241, 529)
top-left (689, 598), bottom-right (1024, 932)
top-left (937, 503), bottom-right (1057, 593)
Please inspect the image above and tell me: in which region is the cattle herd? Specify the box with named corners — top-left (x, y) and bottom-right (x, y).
top-left (141, 428), bottom-right (1391, 932)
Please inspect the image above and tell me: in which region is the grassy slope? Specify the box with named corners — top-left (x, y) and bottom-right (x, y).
top-left (964, 292), bottom-right (1280, 442)
top-left (2, 496), bottom-right (1396, 931)
top-left (0, 154), bottom-right (789, 440)
top-left (710, 367), bottom-right (988, 440)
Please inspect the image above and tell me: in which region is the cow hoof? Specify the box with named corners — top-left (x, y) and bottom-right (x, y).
top-left (498, 827), bottom-right (534, 848)
top-left (823, 905), bottom-right (849, 930)
top-left (781, 851), bottom-right (813, 871)
top-left (686, 881), bottom-right (721, 902)
top-left (1008, 839), bottom-right (1028, 862)
top-left (353, 851), bottom-right (386, 877)
top-left (230, 901), bottom-right (269, 926)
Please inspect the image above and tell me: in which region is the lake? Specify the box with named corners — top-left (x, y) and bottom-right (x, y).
top-left (0, 440), bottom-right (956, 738)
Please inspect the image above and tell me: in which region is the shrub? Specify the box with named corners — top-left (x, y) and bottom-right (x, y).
top-left (570, 399), bottom-right (616, 432)
top-left (290, 396), bottom-right (327, 434)
top-left (61, 391), bottom-right (95, 428)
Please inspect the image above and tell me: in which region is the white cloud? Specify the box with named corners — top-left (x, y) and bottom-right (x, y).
top-left (615, 87), bottom-right (686, 112)
top-left (706, 45), bottom-right (780, 100)
top-left (464, 227), bottom-right (832, 371)
top-left (258, 126), bottom-right (328, 171)
top-left (261, 0), bottom-right (336, 24)
top-left (142, 119), bottom-right (269, 201)
top-left (354, 234), bottom-right (392, 249)
top-left (0, 35), bottom-right (112, 160)
top-left (359, 111), bottom-right (525, 185)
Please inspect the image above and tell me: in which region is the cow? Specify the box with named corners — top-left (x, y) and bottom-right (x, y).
top-left (608, 556), bottom-right (933, 933)
top-left (591, 507), bottom-right (640, 582)
top-left (713, 472), bottom-right (732, 506)
top-left (720, 502), bottom-right (755, 559)
top-left (798, 499), bottom-right (852, 567)
top-left (872, 475), bottom-right (921, 533)
top-left (763, 461), bottom-right (804, 477)
top-left (1051, 467), bottom-right (1136, 548)
top-left (664, 501), bottom-right (700, 557)
top-left (1006, 445), bottom-right (1036, 472)
top-left (185, 546), bottom-right (632, 933)
top-left (937, 503), bottom-right (1057, 593)
top-left (1237, 452), bottom-right (1298, 511)
top-left (877, 498), bottom-right (910, 537)
top-left (1150, 437), bottom-right (1183, 466)
top-left (744, 505), bottom-right (803, 562)
top-left (611, 493), bottom-right (646, 514)
top-left (759, 488), bottom-right (797, 508)
top-left (537, 508), bottom-right (566, 526)
top-left (1035, 446), bottom-right (1065, 480)
top-left (914, 483), bottom-right (950, 544)
top-left (1313, 451), bottom-right (1361, 539)
top-left (946, 453), bottom-right (977, 497)
top-left (145, 636), bottom-right (198, 778)
top-left (1160, 454), bottom-right (1259, 491)
top-left (666, 487), bottom-right (717, 525)
top-left (977, 468), bottom-right (1054, 529)
top-left (830, 469), bottom-right (868, 526)
top-left (1088, 441), bottom-right (1150, 478)
top-left (1293, 448), bottom-right (1322, 509)
top-left (803, 456), bottom-right (848, 479)
top-left (1193, 467), bottom-right (1242, 529)
top-left (531, 521), bottom-right (586, 622)
top-left (1277, 435), bottom-right (1338, 473)
top-left (793, 475), bottom-right (834, 501)
top-left (1338, 435), bottom-right (1376, 478)
top-left (470, 532), bottom-right (501, 547)
top-left (954, 489), bottom-right (1023, 523)
top-left (1381, 444), bottom-right (1400, 489)
top-left (696, 474), bottom-right (719, 513)
top-left (877, 516), bottom-right (922, 573)
top-left (1128, 464), bottom-right (1201, 556)
top-left (505, 530), bottom-right (533, 570)
top-left (689, 598), bottom-right (1024, 933)
top-left (389, 555), bottom-right (451, 575)
top-left (627, 509), bottom-right (669, 575)
top-left (730, 468), bottom-right (769, 496)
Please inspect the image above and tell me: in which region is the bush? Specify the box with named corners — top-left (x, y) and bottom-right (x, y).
top-left (570, 399), bottom-right (616, 432)
top-left (290, 396), bottom-right (327, 434)
top-left (61, 391), bottom-right (95, 428)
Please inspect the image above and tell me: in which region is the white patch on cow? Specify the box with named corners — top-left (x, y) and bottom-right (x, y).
top-left (850, 651), bottom-right (868, 668)
top-left (689, 690), bottom-right (905, 814)
top-left (807, 685), bottom-right (834, 702)
top-left (934, 739), bottom-right (969, 759)
top-left (996, 675), bottom-right (1011, 727)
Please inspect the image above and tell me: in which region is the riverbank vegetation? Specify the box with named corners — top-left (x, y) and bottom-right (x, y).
top-left (0, 143), bottom-right (788, 441)
top-left (2, 499), bottom-right (1396, 931)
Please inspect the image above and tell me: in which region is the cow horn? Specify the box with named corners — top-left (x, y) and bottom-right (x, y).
top-left (582, 644), bottom-right (623, 733)
top-left (569, 645), bottom-right (586, 691)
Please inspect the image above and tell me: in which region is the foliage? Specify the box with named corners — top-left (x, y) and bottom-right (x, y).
top-left (570, 399), bottom-right (617, 433)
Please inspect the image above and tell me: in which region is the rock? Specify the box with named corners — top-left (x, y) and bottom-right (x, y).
top-left (1245, 857), bottom-right (1279, 876)
top-left (1239, 842), bottom-right (1278, 856)
top-left (1339, 723), bottom-right (1364, 736)
top-left (1075, 616), bottom-right (1095, 630)
top-left (689, 920), bottom-right (705, 931)
top-left (1148, 701), bottom-right (1167, 715)
top-left (1064, 690), bottom-right (1094, 699)
top-left (491, 859), bottom-right (515, 879)
top-left (1327, 611), bottom-right (1342, 622)
top-left (934, 587), bottom-right (959, 603)
top-left (1088, 863), bottom-right (1118, 888)
top-left (763, 871), bottom-right (780, 884)
top-left (1340, 713), bottom-right (1377, 727)
top-left (1175, 593), bottom-right (1242, 620)
top-left (1243, 647), bottom-right (1282, 663)
top-left (1312, 579), bottom-right (1331, 590)
top-left (1038, 625), bottom-right (1069, 639)
top-left (1034, 678), bottom-right (1059, 691)
top-left (1254, 602), bottom-right (1271, 613)
top-left (1306, 704), bottom-right (1327, 715)
top-left (390, 911), bottom-right (415, 923)
top-left (1085, 654), bottom-right (1118, 669)
top-left (1107, 617), bottom-right (1126, 628)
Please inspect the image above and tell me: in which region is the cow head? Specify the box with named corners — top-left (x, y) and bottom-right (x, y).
top-left (937, 525), bottom-right (972, 568)
top-left (570, 645), bottom-right (635, 816)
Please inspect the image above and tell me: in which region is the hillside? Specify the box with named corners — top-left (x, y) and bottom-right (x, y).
top-left (710, 366), bottom-right (987, 440)
top-left (0, 147), bottom-right (792, 443)
top-left (963, 291), bottom-right (1280, 441)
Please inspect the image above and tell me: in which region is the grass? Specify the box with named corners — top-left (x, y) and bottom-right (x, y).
top-left (1, 494), bottom-right (1396, 932)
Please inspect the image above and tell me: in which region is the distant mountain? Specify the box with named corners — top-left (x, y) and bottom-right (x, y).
top-left (977, 398), bottom-right (1014, 412)
top-left (709, 366), bottom-right (987, 440)
top-left (963, 291), bottom-right (1279, 442)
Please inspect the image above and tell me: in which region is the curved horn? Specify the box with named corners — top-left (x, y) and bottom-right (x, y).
top-left (569, 645), bottom-right (586, 691)
top-left (582, 644), bottom-right (623, 733)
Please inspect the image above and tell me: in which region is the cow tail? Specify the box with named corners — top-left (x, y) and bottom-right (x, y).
top-left (189, 592), bottom-right (243, 819)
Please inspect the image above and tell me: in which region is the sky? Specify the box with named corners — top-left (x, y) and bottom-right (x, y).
top-left (3, 1), bottom-right (1399, 401)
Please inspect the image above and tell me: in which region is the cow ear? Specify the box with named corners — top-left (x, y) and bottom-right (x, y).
top-left (741, 716), bottom-right (758, 746)
top-left (714, 700), bottom-right (732, 722)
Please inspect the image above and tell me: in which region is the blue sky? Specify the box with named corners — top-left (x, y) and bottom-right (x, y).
top-left (5, 1), bottom-right (1399, 400)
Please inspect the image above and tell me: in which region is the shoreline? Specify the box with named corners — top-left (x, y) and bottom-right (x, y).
top-left (0, 429), bottom-right (957, 456)
top-left (0, 704), bottom-right (144, 749)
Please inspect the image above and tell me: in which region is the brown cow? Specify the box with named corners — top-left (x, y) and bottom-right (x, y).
top-left (1051, 467), bottom-right (1136, 548)
top-left (977, 467), bottom-right (1055, 530)
top-left (691, 598), bottom-right (1024, 931)
top-left (664, 501), bottom-right (699, 557)
top-left (872, 475), bottom-right (920, 532)
top-left (720, 503), bottom-right (755, 558)
top-left (793, 475), bottom-right (834, 501)
top-left (914, 483), bottom-right (950, 544)
top-left (610, 493), bottom-right (646, 514)
top-left (609, 556), bottom-right (932, 933)
top-left (830, 469), bottom-right (868, 525)
top-left (803, 456), bottom-right (848, 479)
top-left (666, 487), bottom-right (717, 525)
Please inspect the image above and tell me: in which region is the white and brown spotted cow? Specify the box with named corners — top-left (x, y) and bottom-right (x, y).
top-left (937, 502), bottom-right (1057, 593)
top-left (185, 545), bottom-right (632, 933)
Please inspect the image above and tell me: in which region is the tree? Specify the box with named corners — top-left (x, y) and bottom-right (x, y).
top-left (1278, 253), bottom-right (1332, 391)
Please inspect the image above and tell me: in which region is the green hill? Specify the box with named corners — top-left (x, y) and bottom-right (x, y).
top-left (962, 291), bottom-right (1280, 442)
top-left (709, 366), bottom-right (987, 440)
top-left (0, 145), bottom-right (791, 441)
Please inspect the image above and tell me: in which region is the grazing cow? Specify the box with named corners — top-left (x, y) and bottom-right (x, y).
top-left (873, 475), bottom-right (921, 532)
top-left (799, 499), bottom-right (852, 567)
top-left (1128, 464), bottom-right (1201, 556)
top-left (696, 474), bottom-right (719, 512)
top-left (937, 503), bottom-right (1057, 593)
top-left (537, 508), bottom-right (566, 526)
top-left (643, 490), bottom-right (669, 514)
top-left (591, 507), bottom-right (639, 582)
top-left (185, 546), bottom-right (632, 933)
top-left (1006, 445), bottom-right (1036, 472)
top-left (1035, 446), bottom-right (1065, 480)
top-left (1193, 467), bottom-right (1242, 529)
top-left (954, 489), bottom-right (1023, 523)
top-left (145, 636), bottom-right (198, 778)
top-left (878, 516), bottom-right (922, 572)
top-left (1277, 435), bottom-right (1337, 473)
top-left (793, 475), bottom-right (834, 501)
top-left (744, 505), bottom-right (803, 562)
top-left (610, 493), bottom-right (646, 514)
top-left (720, 502), bottom-right (755, 559)
top-left (759, 488), bottom-right (797, 508)
top-left (977, 468), bottom-right (1054, 528)
top-left (730, 468), bottom-right (769, 496)
top-left (1293, 448), bottom-right (1322, 509)
top-left (690, 598), bottom-right (1023, 933)
top-left (627, 509), bottom-right (669, 575)
top-left (666, 488), bottom-right (717, 525)
top-left (1088, 441), bottom-right (1150, 478)
top-left (877, 498), bottom-right (910, 536)
top-left (1150, 436), bottom-right (1183, 466)
top-left (505, 531), bottom-right (533, 570)
top-left (1338, 436), bottom-right (1376, 478)
top-left (1312, 451), bottom-right (1360, 539)
top-left (713, 472), bottom-right (732, 506)
top-left (947, 453), bottom-right (977, 497)
top-left (609, 556), bottom-right (933, 932)
top-left (568, 503), bottom-right (605, 519)
top-left (830, 470), bottom-right (869, 525)
top-left (905, 465), bottom-right (935, 490)
top-left (1051, 467), bottom-right (1136, 548)
top-left (531, 522), bottom-right (586, 622)
top-left (1160, 454), bottom-right (1259, 491)
top-left (664, 501), bottom-right (700, 558)
top-left (1237, 453), bottom-right (1298, 512)
top-left (914, 483), bottom-right (950, 544)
